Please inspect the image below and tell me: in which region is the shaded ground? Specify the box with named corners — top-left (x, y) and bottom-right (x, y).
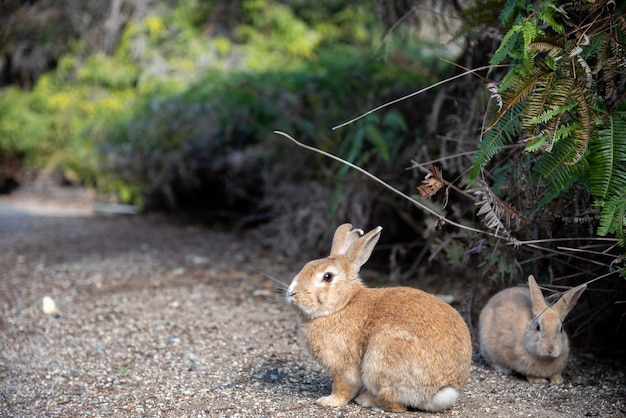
top-left (1, 185), bottom-right (624, 418)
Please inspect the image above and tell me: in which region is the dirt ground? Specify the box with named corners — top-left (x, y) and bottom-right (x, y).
top-left (1, 185), bottom-right (624, 418)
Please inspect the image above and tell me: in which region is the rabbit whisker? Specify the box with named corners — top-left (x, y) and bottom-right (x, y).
top-left (254, 268), bottom-right (290, 290)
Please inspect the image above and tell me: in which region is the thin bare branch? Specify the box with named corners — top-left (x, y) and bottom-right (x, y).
top-left (509, 237), bottom-right (619, 245)
top-left (332, 64), bottom-right (508, 130)
top-left (274, 130), bottom-right (507, 239)
top-left (523, 243), bottom-right (613, 268)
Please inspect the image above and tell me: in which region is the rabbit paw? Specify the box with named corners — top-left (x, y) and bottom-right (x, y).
top-left (549, 374), bottom-right (564, 384)
top-left (315, 394), bottom-right (349, 408)
top-left (526, 376), bottom-right (549, 384)
top-left (492, 364), bottom-right (513, 375)
top-left (354, 391), bottom-right (381, 411)
top-left (355, 390), bottom-right (406, 412)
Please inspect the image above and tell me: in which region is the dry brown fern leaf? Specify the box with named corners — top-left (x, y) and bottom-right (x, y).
top-left (474, 181), bottom-right (528, 243)
top-left (416, 163), bottom-right (444, 198)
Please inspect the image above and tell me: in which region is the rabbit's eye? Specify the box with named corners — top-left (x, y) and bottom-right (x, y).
top-left (535, 323), bottom-right (541, 332)
top-left (323, 272), bottom-right (334, 283)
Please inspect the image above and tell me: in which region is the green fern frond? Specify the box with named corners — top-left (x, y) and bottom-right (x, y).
top-left (490, 18), bottom-right (541, 67)
top-left (499, 0), bottom-right (526, 24)
top-left (588, 32), bottom-right (609, 62)
top-left (470, 102), bottom-right (524, 181)
top-left (524, 134), bottom-right (547, 153)
top-left (538, 1), bottom-right (566, 35)
top-left (498, 63), bottom-right (526, 93)
top-left (536, 164), bottom-right (588, 209)
top-left (540, 117), bottom-right (562, 153)
top-left (596, 196), bottom-right (626, 243)
top-left (534, 133), bottom-right (589, 200)
top-left (490, 27), bottom-right (522, 66)
top-left (525, 122), bottom-right (579, 153)
top-left (526, 102), bottom-right (576, 126)
top-left (589, 112), bottom-right (626, 201)
top-left (520, 20), bottom-right (539, 51)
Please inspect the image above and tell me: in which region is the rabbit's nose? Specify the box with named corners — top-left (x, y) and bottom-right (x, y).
top-left (546, 345), bottom-right (558, 356)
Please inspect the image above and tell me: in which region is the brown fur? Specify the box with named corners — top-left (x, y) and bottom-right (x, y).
top-left (478, 275), bottom-right (586, 384)
top-left (286, 224), bottom-right (472, 412)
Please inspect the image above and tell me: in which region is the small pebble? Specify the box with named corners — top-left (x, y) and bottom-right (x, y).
top-left (42, 296), bottom-right (58, 316)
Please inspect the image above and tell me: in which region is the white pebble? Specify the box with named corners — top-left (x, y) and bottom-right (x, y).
top-left (42, 296), bottom-right (58, 315)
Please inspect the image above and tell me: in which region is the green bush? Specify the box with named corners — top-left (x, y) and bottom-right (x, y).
top-left (1, 0), bottom-right (435, 203)
top-left (91, 42), bottom-right (438, 208)
top-left (467, 0), bottom-right (626, 247)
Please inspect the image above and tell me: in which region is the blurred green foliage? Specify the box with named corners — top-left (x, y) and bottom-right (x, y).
top-left (0, 0), bottom-right (452, 207)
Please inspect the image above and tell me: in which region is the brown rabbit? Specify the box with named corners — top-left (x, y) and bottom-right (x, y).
top-left (478, 275), bottom-right (586, 384)
top-left (286, 223), bottom-right (472, 412)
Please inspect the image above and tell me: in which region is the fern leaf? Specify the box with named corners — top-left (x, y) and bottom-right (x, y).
top-left (417, 164), bottom-right (444, 199)
top-left (528, 40), bottom-right (563, 56)
top-left (524, 133), bottom-right (548, 152)
top-left (596, 196), bottom-right (626, 240)
top-left (526, 102), bottom-right (576, 126)
top-left (499, 0), bottom-right (526, 24)
top-left (474, 181), bottom-right (527, 239)
top-left (522, 74), bottom-right (551, 128)
top-left (565, 85), bottom-right (593, 165)
top-left (525, 122), bottom-right (579, 154)
top-left (534, 134), bottom-right (589, 207)
top-left (598, 34), bottom-right (626, 101)
top-left (470, 102), bottom-right (524, 180)
top-left (490, 26), bottom-right (523, 66)
top-left (491, 20), bottom-right (540, 67)
top-left (589, 112), bottom-right (626, 201)
top-left (538, 2), bottom-right (566, 35)
top-left (520, 20), bottom-right (539, 52)
top-left (523, 72), bottom-right (575, 153)
top-left (494, 66), bottom-right (552, 129)
top-left (567, 128), bottom-right (590, 165)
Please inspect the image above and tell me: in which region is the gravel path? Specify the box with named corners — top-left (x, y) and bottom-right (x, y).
top-left (1, 187), bottom-right (624, 417)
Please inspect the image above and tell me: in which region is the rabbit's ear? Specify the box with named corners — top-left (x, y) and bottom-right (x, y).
top-left (345, 226), bottom-right (382, 271)
top-left (528, 275), bottom-right (548, 316)
top-left (553, 283), bottom-right (586, 319)
top-left (330, 223), bottom-right (364, 256)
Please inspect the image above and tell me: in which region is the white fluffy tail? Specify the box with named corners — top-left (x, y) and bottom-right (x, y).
top-left (420, 387), bottom-right (459, 412)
